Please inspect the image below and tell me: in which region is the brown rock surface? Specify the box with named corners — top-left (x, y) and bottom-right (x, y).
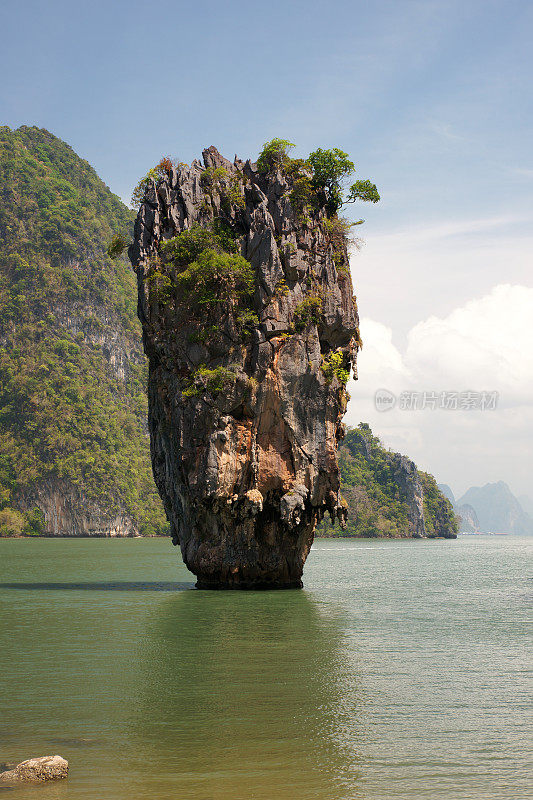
top-left (0, 755), bottom-right (68, 783)
top-left (130, 147), bottom-right (360, 587)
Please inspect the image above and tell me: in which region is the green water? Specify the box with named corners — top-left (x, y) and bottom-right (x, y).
top-left (0, 536), bottom-right (531, 800)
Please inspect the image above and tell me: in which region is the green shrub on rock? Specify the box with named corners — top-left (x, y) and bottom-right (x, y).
top-left (254, 139), bottom-right (380, 218)
top-left (0, 507), bottom-right (26, 536)
top-left (162, 222), bottom-right (237, 267)
top-left (183, 365), bottom-right (237, 397)
top-left (293, 292), bottom-right (323, 331)
top-left (321, 351), bottom-right (350, 385)
top-left (256, 138), bottom-right (296, 173)
top-left (201, 167), bottom-right (244, 210)
top-left (308, 148), bottom-right (380, 214)
top-left (175, 250), bottom-right (254, 310)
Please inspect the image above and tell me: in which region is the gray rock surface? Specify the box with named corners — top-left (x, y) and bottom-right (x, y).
top-left (130, 146), bottom-right (360, 587)
top-left (0, 755), bottom-right (68, 783)
top-left (438, 483), bottom-right (456, 506)
top-left (389, 453), bottom-right (426, 537)
top-left (17, 478), bottom-right (138, 537)
top-left (456, 503), bottom-right (481, 533)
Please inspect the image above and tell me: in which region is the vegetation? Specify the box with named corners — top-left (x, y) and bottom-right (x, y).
top-left (317, 423), bottom-right (456, 538)
top-left (236, 308), bottom-right (260, 334)
top-left (107, 234), bottom-right (128, 259)
top-left (317, 424), bottom-right (410, 537)
top-left (156, 224), bottom-right (254, 312)
top-left (162, 221), bottom-right (237, 264)
top-left (275, 277), bottom-right (289, 296)
top-left (131, 156), bottom-right (181, 209)
top-left (420, 471), bottom-right (459, 537)
top-left (307, 148), bottom-right (380, 214)
top-left (256, 138), bottom-right (295, 173)
top-left (293, 292), bottom-right (323, 331)
top-left (200, 166), bottom-right (244, 209)
top-left (321, 351), bottom-right (350, 385)
top-left (183, 365), bottom-right (237, 397)
top-left (174, 249), bottom-right (254, 310)
top-left (286, 160), bottom-right (316, 221)
top-left (256, 138), bottom-right (380, 216)
top-left (158, 223), bottom-right (257, 396)
top-left (0, 507), bottom-right (27, 537)
top-left (321, 215), bottom-right (363, 274)
top-left (0, 126), bottom-right (168, 536)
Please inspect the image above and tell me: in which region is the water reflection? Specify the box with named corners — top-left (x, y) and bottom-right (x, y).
top-left (131, 590), bottom-right (365, 800)
top-left (0, 582), bottom-right (193, 591)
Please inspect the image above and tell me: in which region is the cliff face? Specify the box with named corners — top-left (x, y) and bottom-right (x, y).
top-left (0, 126), bottom-right (167, 538)
top-left (130, 146), bottom-right (359, 587)
top-left (16, 478), bottom-right (137, 537)
top-left (456, 503), bottom-right (481, 533)
top-left (419, 470), bottom-right (459, 538)
top-left (317, 424), bottom-right (458, 538)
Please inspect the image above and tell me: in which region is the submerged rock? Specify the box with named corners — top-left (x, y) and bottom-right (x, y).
top-left (130, 146), bottom-right (361, 588)
top-left (0, 755), bottom-right (68, 783)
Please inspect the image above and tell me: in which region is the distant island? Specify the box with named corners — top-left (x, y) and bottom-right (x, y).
top-left (317, 424), bottom-right (458, 539)
top-left (439, 482), bottom-right (533, 535)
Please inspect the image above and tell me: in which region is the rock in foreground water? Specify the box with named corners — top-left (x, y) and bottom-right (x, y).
top-left (130, 146), bottom-right (363, 588)
top-left (0, 755), bottom-right (68, 783)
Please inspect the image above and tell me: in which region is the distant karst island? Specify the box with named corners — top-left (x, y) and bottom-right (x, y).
top-left (439, 482), bottom-right (533, 535)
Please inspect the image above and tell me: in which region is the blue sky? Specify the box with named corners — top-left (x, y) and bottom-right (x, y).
top-left (2, 0), bottom-right (532, 498)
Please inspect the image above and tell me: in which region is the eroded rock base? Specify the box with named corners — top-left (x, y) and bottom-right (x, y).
top-left (196, 577), bottom-right (303, 590)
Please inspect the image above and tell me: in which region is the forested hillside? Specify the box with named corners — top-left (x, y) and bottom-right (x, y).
top-left (317, 423), bottom-right (458, 538)
top-left (0, 126), bottom-right (167, 536)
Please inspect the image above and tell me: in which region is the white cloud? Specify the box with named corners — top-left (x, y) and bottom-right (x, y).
top-left (429, 121), bottom-right (467, 142)
top-left (364, 213), bottom-right (532, 244)
top-left (345, 284), bottom-right (533, 497)
top-left (510, 167), bottom-right (533, 179)
top-left (405, 284), bottom-right (533, 401)
top-left (356, 318), bottom-right (407, 384)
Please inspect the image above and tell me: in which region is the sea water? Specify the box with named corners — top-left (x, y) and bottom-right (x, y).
top-left (0, 536), bottom-right (531, 799)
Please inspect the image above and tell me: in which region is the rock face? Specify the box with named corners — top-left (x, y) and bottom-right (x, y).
top-left (389, 453), bottom-right (426, 537)
top-left (0, 755), bottom-right (68, 783)
top-left (438, 484), bottom-right (456, 505)
top-left (425, 482), bottom-right (460, 538)
top-left (456, 502), bottom-right (481, 533)
top-left (17, 478), bottom-right (138, 537)
top-left (130, 147), bottom-right (359, 587)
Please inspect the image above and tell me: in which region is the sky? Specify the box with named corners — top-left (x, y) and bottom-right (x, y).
top-left (1, 0), bottom-right (532, 498)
